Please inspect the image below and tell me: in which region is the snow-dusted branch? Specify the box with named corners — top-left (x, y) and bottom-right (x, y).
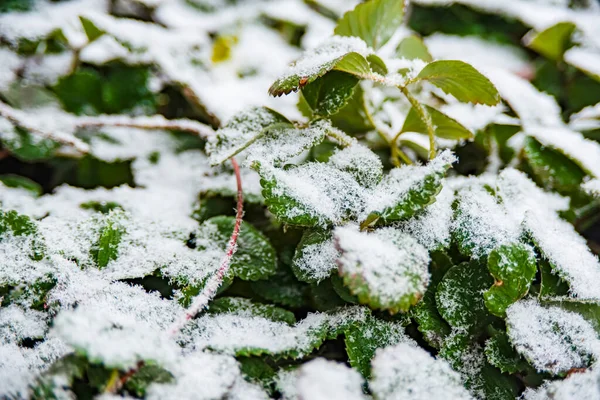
top-left (0, 101), bottom-right (90, 153)
top-left (75, 114), bottom-right (215, 139)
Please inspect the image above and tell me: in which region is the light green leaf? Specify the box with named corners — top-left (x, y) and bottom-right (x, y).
top-left (525, 22), bottom-right (576, 61)
top-left (362, 150), bottom-right (454, 224)
top-left (366, 54), bottom-right (388, 75)
top-left (334, 0), bottom-right (405, 50)
top-left (336, 226), bottom-right (430, 313)
top-left (396, 34), bottom-right (433, 62)
top-left (0, 175), bottom-right (42, 197)
top-left (401, 104), bottom-right (473, 140)
top-left (344, 316), bottom-right (410, 379)
top-left (436, 261), bottom-right (494, 333)
top-left (301, 71), bottom-right (359, 116)
top-left (412, 60), bottom-right (500, 105)
top-left (483, 244), bottom-right (537, 317)
top-left (79, 16), bottom-right (105, 42)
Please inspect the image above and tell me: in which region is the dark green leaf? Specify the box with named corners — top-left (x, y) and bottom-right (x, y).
top-left (436, 261), bottom-right (494, 332)
top-left (484, 332), bottom-right (529, 374)
top-left (329, 85), bottom-right (374, 134)
top-left (483, 244), bottom-right (537, 317)
top-left (412, 60), bottom-right (500, 105)
top-left (401, 104), bottom-right (473, 140)
top-left (539, 258), bottom-right (570, 298)
top-left (522, 136), bottom-right (586, 195)
top-left (198, 216), bottom-right (277, 281)
top-left (0, 209), bottom-right (45, 261)
top-left (334, 0), bottom-right (405, 50)
top-left (344, 315), bottom-right (408, 378)
top-left (410, 283), bottom-right (451, 349)
top-left (330, 274), bottom-right (359, 304)
top-left (301, 71), bottom-right (359, 116)
top-left (1, 126), bottom-right (60, 162)
top-left (396, 35), bottom-right (433, 62)
top-left (125, 365), bottom-right (173, 397)
top-left (308, 279), bottom-right (347, 311)
top-left (250, 264), bottom-right (309, 308)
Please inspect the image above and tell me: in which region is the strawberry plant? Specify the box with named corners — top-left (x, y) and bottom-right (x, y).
top-left (1, 0), bottom-right (600, 399)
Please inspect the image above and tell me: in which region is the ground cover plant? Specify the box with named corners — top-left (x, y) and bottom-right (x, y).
top-left (1, 0), bottom-right (600, 399)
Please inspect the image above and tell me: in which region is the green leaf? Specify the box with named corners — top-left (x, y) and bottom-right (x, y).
top-left (540, 297), bottom-right (600, 334)
top-left (362, 150), bottom-right (454, 224)
top-left (90, 212), bottom-right (126, 269)
top-left (178, 274), bottom-right (233, 308)
top-left (344, 316), bottom-right (409, 379)
top-left (207, 297), bottom-right (296, 325)
top-left (0, 175), bottom-right (42, 196)
top-left (197, 216), bottom-right (277, 281)
top-left (308, 279), bottom-right (347, 311)
top-left (539, 259), bottom-right (570, 298)
top-left (525, 22), bottom-right (576, 61)
top-left (331, 274), bottom-right (359, 304)
top-left (2, 274), bottom-right (56, 310)
top-left (250, 264), bottom-right (309, 308)
top-left (436, 261), bottom-right (494, 333)
top-left (336, 227), bottom-right (430, 313)
top-left (52, 68), bottom-right (104, 114)
top-left (483, 244), bottom-right (537, 317)
top-left (80, 201), bottom-right (123, 214)
top-left (269, 46), bottom-right (371, 96)
top-left (292, 229), bottom-right (338, 283)
top-left (334, 0), bottom-right (405, 50)
top-left (238, 357), bottom-right (276, 389)
top-left (301, 71), bottom-right (360, 116)
top-left (410, 283), bottom-right (451, 349)
top-left (522, 136), bottom-right (586, 195)
top-left (412, 60), bottom-right (500, 105)
top-left (484, 332), bottom-right (529, 374)
top-left (396, 35), bottom-right (433, 62)
top-left (401, 104), bottom-right (473, 140)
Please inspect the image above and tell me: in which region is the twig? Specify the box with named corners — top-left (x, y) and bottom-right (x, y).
top-left (398, 86), bottom-right (436, 160)
top-left (75, 114), bottom-right (215, 139)
top-left (0, 101), bottom-right (90, 153)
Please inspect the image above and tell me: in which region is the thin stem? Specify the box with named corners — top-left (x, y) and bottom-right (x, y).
top-left (390, 131), bottom-right (413, 166)
top-left (398, 86), bottom-right (436, 160)
top-left (364, 100), bottom-right (390, 147)
top-left (76, 115), bottom-right (215, 139)
top-left (326, 127), bottom-right (356, 147)
top-left (0, 101), bottom-right (89, 153)
top-left (107, 157), bottom-right (243, 394)
top-left (167, 157), bottom-right (244, 336)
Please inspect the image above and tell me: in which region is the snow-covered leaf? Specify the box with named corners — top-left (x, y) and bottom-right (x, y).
top-left (207, 296), bottom-right (296, 326)
top-left (369, 343), bottom-right (473, 400)
top-left (484, 331), bottom-right (529, 375)
top-left (506, 300), bottom-right (600, 375)
top-left (301, 71), bottom-right (360, 116)
top-left (269, 37), bottom-right (372, 96)
top-left (334, 0), bottom-right (405, 50)
top-left (297, 359), bottom-right (368, 400)
top-left (292, 229), bottom-right (338, 283)
top-left (90, 210), bottom-right (126, 269)
top-left (335, 226), bottom-right (430, 313)
top-left (436, 261), bottom-right (494, 333)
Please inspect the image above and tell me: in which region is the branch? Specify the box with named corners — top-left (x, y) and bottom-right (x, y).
top-left (75, 114), bottom-right (215, 139)
top-left (0, 101), bottom-right (90, 153)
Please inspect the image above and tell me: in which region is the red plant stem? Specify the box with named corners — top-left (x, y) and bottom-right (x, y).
top-left (167, 157), bottom-right (244, 336)
top-left (107, 158), bottom-right (243, 394)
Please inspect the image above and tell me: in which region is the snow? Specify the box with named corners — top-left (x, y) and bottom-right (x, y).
top-left (370, 343), bottom-right (473, 400)
top-left (584, 179), bottom-right (600, 197)
top-left (564, 47), bottom-right (600, 80)
top-left (296, 359), bottom-right (367, 400)
top-left (506, 299), bottom-right (600, 375)
top-left (523, 367), bottom-right (600, 400)
top-left (293, 234), bottom-right (339, 283)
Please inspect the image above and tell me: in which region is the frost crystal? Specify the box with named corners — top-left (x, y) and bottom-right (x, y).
top-left (297, 359), bottom-right (367, 400)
